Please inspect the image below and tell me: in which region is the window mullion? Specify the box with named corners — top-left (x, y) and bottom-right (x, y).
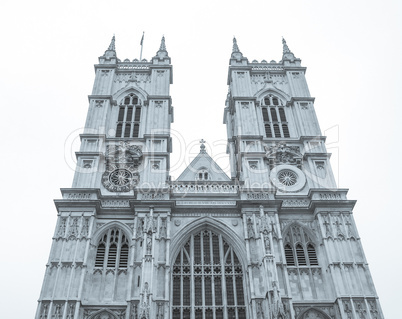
top-left (218, 235), bottom-right (227, 319)
top-left (122, 106), bottom-right (128, 137)
top-left (104, 229), bottom-right (111, 269)
top-left (191, 235), bottom-right (195, 319)
top-left (115, 231), bottom-right (122, 269)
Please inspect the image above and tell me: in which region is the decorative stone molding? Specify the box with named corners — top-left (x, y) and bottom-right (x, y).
top-left (245, 193), bottom-right (271, 200)
top-left (139, 193), bottom-right (167, 200)
top-left (282, 199), bottom-right (309, 207)
top-left (264, 142), bottom-right (303, 169)
top-left (171, 184), bottom-right (238, 194)
top-left (101, 200), bottom-right (130, 208)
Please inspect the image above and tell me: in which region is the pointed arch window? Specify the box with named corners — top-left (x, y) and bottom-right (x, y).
top-left (261, 94), bottom-right (290, 138)
top-left (94, 228), bottom-right (129, 269)
top-left (283, 225), bottom-right (319, 267)
top-left (172, 230), bottom-right (246, 319)
top-left (115, 93), bottom-right (142, 138)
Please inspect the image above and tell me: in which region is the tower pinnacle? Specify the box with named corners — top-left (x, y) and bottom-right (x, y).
top-left (282, 37), bottom-right (291, 54)
top-left (100, 35), bottom-right (117, 61)
top-left (154, 35), bottom-right (170, 61)
top-left (159, 35), bottom-right (167, 52)
top-left (232, 37), bottom-right (240, 53)
top-left (281, 37), bottom-right (296, 61)
top-left (231, 37), bottom-right (244, 60)
top-left (108, 35), bottom-right (116, 51)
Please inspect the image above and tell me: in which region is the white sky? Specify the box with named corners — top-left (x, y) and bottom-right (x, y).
top-left (1, 0), bottom-right (401, 318)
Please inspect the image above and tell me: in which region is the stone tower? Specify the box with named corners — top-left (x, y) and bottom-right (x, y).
top-left (36, 36), bottom-right (383, 319)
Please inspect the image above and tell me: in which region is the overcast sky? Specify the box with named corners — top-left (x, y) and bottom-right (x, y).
top-left (1, 0), bottom-right (401, 318)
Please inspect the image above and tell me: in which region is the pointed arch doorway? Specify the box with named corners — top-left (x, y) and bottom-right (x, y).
top-left (172, 229), bottom-right (247, 319)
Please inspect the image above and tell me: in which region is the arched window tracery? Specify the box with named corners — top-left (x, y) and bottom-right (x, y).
top-left (115, 93), bottom-right (142, 138)
top-left (261, 94), bottom-right (290, 138)
top-left (172, 230), bottom-right (246, 319)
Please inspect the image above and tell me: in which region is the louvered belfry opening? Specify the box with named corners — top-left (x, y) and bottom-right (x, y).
top-left (284, 225), bottom-right (319, 267)
top-left (94, 228), bottom-right (129, 270)
top-left (172, 230), bottom-right (246, 319)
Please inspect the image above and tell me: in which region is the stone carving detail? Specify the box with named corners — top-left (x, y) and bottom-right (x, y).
top-left (247, 217), bottom-right (255, 238)
top-left (343, 300), bottom-right (353, 319)
top-left (334, 218), bottom-right (345, 239)
top-left (269, 281), bottom-right (287, 319)
top-left (66, 303), bottom-right (75, 319)
top-left (246, 193), bottom-right (270, 200)
top-left (322, 215), bottom-right (333, 238)
top-left (40, 303), bottom-right (49, 319)
top-left (354, 301), bottom-right (367, 319)
top-left (141, 193), bottom-right (165, 200)
top-left (138, 282), bottom-right (151, 319)
top-left (68, 217), bottom-right (79, 239)
top-left (102, 142), bottom-right (142, 192)
top-left (101, 200), bottom-right (130, 207)
top-left (263, 231), bottom-right (271, 254)
top-left (368, 300), bottom-right (379, 319)
top-left (68, 193), bottom-right (91, 200)
top-left (282, 199), bottom-right (309, 207)
top-left (146, 234), bottom-right (152, 255)
top-left (159, 218), bottom-right (167, 238)
top-left (136, 218), bottom-right (144, 238)
top-left (58, 218), bottom-right (67, 237)
top-left (300, 102), bottom-right (308, 110)
top-left (171, 184), bottom-right (238, 194)
top-left (241, 102), bottom-right (249, 109)
top-left (155, 101), bottom-right (163, 108)
top-left (130, 302), bottom-right (138, 319)
top-left (81, 217), bottom-right (89, 237)
top-left (94, 100), bottom-right (104, 108)
top-left (53, 303), bottom-right (63, 319)
top-left (156, 302), bottom-right (165, 319)
top-left (256, 300), bottom-right (263, 319)
top-left (264, 142), bottom-right (302, 169)
top-left (319, 193), bottom-right (341, 200)
top-left (101, 70), bottom-right (110, 76)
top-left (344, 215), bottom-right (355, 238)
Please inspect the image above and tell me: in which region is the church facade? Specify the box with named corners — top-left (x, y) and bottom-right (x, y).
top-left (35, 36), bottom-right (383, 319)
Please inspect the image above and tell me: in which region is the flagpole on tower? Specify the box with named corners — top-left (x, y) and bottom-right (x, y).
top-left (140, 31), bottom-right (144, 60)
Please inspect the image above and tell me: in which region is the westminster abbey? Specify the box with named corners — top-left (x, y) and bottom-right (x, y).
top-left (35, 36), bottom-right (384, 319)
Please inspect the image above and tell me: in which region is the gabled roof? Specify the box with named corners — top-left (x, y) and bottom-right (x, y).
top-left (176, 150), bottom-right (231, 182)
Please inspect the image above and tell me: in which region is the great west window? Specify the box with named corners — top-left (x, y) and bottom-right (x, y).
top-left (172, 230), bottom-right (246, 319)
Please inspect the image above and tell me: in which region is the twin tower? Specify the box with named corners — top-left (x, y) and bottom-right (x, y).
top-left (36, 36), bottom-right (383, 319)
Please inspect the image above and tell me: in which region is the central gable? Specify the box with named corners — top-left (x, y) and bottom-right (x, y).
top-left (176, 151), bottom-right (230, 182)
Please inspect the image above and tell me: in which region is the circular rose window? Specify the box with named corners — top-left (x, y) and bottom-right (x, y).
top-left (277, 169), bottom-right (298, 186)
top-left (109, 169), bottom-right (132, 187)
top-left (270, 165), bottom-right (306, 193)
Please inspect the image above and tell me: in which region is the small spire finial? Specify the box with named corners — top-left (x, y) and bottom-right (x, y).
top-left (232, 37), bottom-right (240, 53)
top-left (199, 139), bottom-right (206, 153)
top-left (159, 35), bottom-right (167, 51)
top-left (282, 37), bottom-right (291, 54)
top-left (108, 35), bottom-right (116, 51)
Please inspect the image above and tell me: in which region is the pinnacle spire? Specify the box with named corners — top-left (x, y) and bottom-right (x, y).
top-left (108, 35), bottom-right (116, 51)
top-left (281, 37), bottom-right (296, 61)
top-left (232, 37), bottom-right (240, 53)
top-left (159, 35), bottom-right (167, 52)
top-left (282, 37), bottom-right (292, 54)
top-left (230, 37), bottom-right (244, 60)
